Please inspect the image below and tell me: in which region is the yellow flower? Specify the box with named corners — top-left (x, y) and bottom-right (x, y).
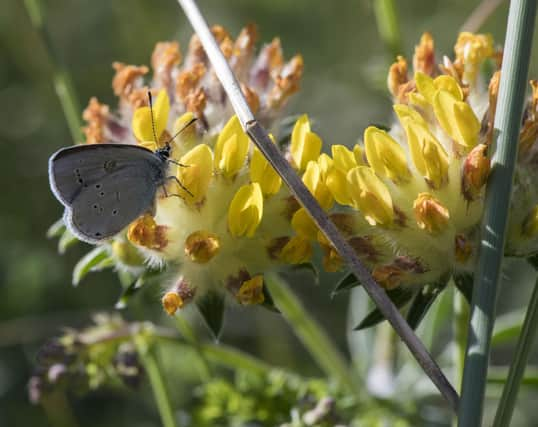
top-left (162, 291), bottom-right (183, 316)
top-left (433, 90), bottom-right (480, 148)
top-left (325, 168), bottom-right (353, 206)
top-left (347, 166), bottom-right (394, 226)
top-left (236, 275), bottom-right (265, 305)
top-left (228, 182), bottom-right (263, 237)
top-left (214, 115), bottom-right (250, 178)
top-left (395, 106), bottom-right (449, 188)
top-left (132, 89), bottom-right (170, 148)
top-left (462, 144), bottom-right (490, 200)
top-left (302, 161), bottom-right (333, 210)
top-left (290, 114), bottom-right (322, 170)
top-left (250, 135), bottom-right (282, 196)
top-left (176, 144), bottom-right (213, 202)
top-left (184, 230), bottom-right (221, 263)
top-left (331, 145), bottom-right (357, 173)
top-left (127, 214), bottom-right (168, 250)
top-left (413, 193), bottom-right (450, 234)
top-left (454, 32), bottom-right (494, 83)
top-left (291, 208), bottom-right (318, 239)
top-left (415, 72), bottom-right (463, 104)
top-left (279, 235), bottom-right (312, 264)
top-left (364, 126), bottom-right (411, 182)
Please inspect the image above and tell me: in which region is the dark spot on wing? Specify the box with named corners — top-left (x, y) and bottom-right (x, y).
top-left (112, 209), bottom-right (118, 215)
top-left (104, 160), bottom-right (117, 172)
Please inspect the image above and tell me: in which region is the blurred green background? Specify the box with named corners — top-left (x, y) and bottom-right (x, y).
top-left (2, 0), bottom-right (538, 425)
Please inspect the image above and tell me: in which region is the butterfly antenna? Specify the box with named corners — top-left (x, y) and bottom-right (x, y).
top-left (148, 91), bottom-right (159, 145)
top-left (164, 117), bottom-right (198, 146)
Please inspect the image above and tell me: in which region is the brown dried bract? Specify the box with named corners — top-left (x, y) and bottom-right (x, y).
top-left (241, 84), bottom-right (260, 114)
top-left (387, 56), bottom-right (408, 98)
top-left (151, 41), bottom-right (182, 89)
top-left (183, 87), bottom-right (207, 119)
top-left (413, 32), bottom-right (435, 76)
top-left (82, 97), bottom-right (109, 144)
top-left (176, 63), bottom-right (207, 100)
top-left (268, 54), bottom-right (304, 109)
top-left (112, 62), bottom-right (149, 99)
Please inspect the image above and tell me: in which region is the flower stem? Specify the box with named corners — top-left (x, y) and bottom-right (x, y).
top-left (41, 391), bottom-right (80, 427)
top-left (457, 1), bottom-right (537, 425)
top-left (453, 289), bottom-right (469, 392)
top-left (23, 0), bottom-right (83, 143)
top-left (176, 0), bottom-right (458, 409)
top-left (135, 338), bottom-right (177, 427)
top-left (493, 277), bottom-right (538, 427)
top-left (373, 0), bottom-right (402, 58)
top-left (265, 273), bottom-right (358, 395)
top-left (173, 314), bottom-right (212, 380)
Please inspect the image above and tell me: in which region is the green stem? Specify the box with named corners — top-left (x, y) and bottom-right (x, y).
top-left (23, 0), bottom-right (83, 143)
top-left (373, 0), bottom-right (402, 58)
top-left (458, 1), bottom-right (537, 425)
top-left (453, 289), bottom-right (469, 392)
top-left (201, 342), bottom-right (273, 375)
top-left (173, 314), bottom-right (212, 380)
top-left (136, 339), bottom-right (177, 427)
top-left (265, 273), bottom-right (358, 395)
top-left (41, 391), bottom-right (80, 427)
top-left (493, 278), bottom-right (538, 427)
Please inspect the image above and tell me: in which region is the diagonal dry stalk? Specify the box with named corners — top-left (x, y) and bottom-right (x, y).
top-left (175, 0), bottom-right (459, 411)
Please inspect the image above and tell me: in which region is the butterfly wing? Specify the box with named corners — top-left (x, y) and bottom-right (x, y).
top-left (49, 144), bottom-right (166, 243)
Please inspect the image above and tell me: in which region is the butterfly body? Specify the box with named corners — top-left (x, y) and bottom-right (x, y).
top-left (49, 143), bottom-right (170, 243)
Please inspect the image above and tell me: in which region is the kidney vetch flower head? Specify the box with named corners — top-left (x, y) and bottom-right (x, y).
top-left (50, 23), bottom-right (316, 335)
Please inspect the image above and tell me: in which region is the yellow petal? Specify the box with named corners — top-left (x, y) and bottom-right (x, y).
top-left (228, 183), bottom-right (263, 238)
top-left (184, 230), bottom-right (220, 263)
top-left (279, 235), bottom-right (312, 264)
top-left (290, 114), bottom-right (322, 170)
top-left (393, 104), bottom-right (428, 127)
top-left (364, 126), bottom-right (411, 182)
top-left (326, 168), bottom-right (353, 206)
top-left (433, 90), bottom-right (480, 148)
top-left (434, 75), bottom-right (463, 101)
top-left (236, 275), bottom-right (265, 305)
top-left (291, 208), bottom-right (318, 239)
top-left (302, 161), bottom-right (333, 210)
top-left (353, 144), bottom-right (366, 165)
top-left (414, 71), bottom-right (436, 104)
top-left (400, 120), bottom-right (449, 188)
top-left (331, 145), bottom-right (357, 172)
top-left (250, 134), bottom-right (282, 196)
top-left (214, 115), bottom-right (249, 178)
top-left (132, 89), bottom-right (170, 143)
top-left (413, 192), bottom-right (450, 234)
top-left (317, 153), bottom-right (334, 180)
top-left (346, 166), bottom-right (394, 226)
top-left (176, 144), bottom-right (213, 202)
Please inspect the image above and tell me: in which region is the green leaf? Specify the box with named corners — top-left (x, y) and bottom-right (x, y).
top-left (46, 218), bottom-right (66, 238)
top-left (354, 287), bottom-right (414, 330)
top-left (331, 272), bottom-right (360, 297)
top-left (116, 269), bottom-right (162, 309)
top-left (488, 366), bottom-right (538, 388)
top-left (453, 273), bottom-right (473, 304)
top-left (491, 309), bottom-right (525, 347)
top-left (196, 291), bottom-right (225, 339)
top-left (72, 246), bottom-right (110, 286)
top-left (406, 282), bottom-right (447, 330)
top-left (58, 229), bottom-right (80, 254)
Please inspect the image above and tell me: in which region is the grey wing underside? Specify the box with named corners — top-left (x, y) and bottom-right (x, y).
top-left (49, 144), bottom-right (165, 243)
top-left (49, 144), bottom-right (164, 206)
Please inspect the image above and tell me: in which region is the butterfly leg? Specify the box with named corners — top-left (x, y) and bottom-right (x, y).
top-left (167, 159), bottom-right (190, 168)
top-left (164, 176), bottom-right (194, 198)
